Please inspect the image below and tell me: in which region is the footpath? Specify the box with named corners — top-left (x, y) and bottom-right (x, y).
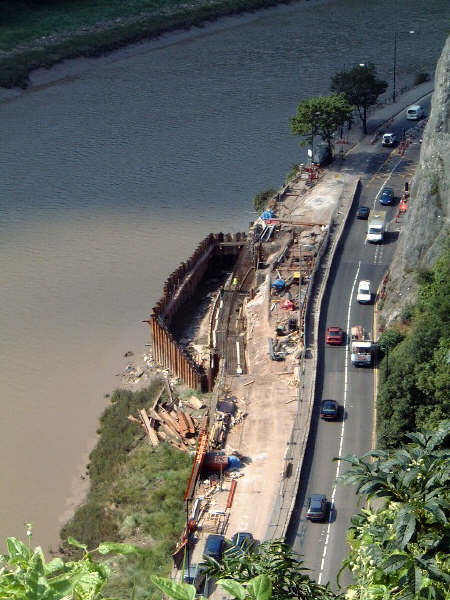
top-left (176, 82), bottom-right (433, 593)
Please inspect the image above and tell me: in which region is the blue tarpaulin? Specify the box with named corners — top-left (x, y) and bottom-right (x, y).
top-left (271, 279), bottom-right (285, 290)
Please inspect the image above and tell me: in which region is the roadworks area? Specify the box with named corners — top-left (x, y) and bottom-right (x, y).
top-left (121, 161), bottom-right (358, 586)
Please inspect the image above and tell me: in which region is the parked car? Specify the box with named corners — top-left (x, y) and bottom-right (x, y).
top-left (326, 326), bottom-right (344, 345)
top-left (203, 534), bottom-right (225, 561)
top-left (226, 532), bottom-right (255, 555)
top-left (406, 104), bottom-right (424, 120)
top-left (184, 565), bottom-right (206, 592)
top-left (379, 187), bottom-right (394, 205)
top-left (356, 206), bottom-right (370, 219)
top-left (356, 280), bottom-right (371, 303)
top-left (320, 400), bottom-right (339, 420)
top-left (382, 133), bottom-right (396, 147)
top-left (306, 494), bottom-right (328, 521)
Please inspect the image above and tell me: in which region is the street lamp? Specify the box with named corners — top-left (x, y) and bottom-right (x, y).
top-left (393, 30), bottom-right (416, 103)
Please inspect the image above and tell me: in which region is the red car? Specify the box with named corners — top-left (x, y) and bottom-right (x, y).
top-left (326, 326), bottom-right (344, 345)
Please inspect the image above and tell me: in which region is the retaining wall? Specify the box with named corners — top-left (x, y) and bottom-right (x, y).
top-left (148, 232), bottom-right (247, 390)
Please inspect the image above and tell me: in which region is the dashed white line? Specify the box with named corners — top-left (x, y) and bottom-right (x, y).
top-left (317, 261), bottom-right (361, 585)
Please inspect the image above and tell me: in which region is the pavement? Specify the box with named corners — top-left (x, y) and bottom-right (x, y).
top-left (177, 82), bottom-right (433, 592)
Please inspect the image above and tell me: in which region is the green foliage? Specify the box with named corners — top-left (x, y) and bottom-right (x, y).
top-left (201, 539), bottom-right (340, 599)
top-left (414, 72), bottom-right (431, 85)
top-left (337, 421), bottom-right (450, 600)
top-left (285, 164), bottom-right (300, 184)
top-left (151, 573), bottom-right (273, 600)
top-left (330, 63), bottom-right (387, 133)
top-left (377, 329), bottom-right (404, 353)
top-left (290, 93), bottom-right (353, 157)
top-left (253, 188), bottom-right (277, 213)
top-left (60, 382), bottom-right (192, 599)
top-left (377, 247), bottom-right (450, 448)
top-left (0, 526), bottom-right (141, 600)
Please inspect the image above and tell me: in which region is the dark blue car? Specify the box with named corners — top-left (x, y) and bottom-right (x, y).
top-left (379, 187), bottom-right (394, 205)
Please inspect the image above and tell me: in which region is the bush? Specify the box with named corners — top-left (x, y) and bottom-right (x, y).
top-left (285, 163), bottom-right (300, 183)
top-left (414, 72), bottom-right (431, 85)
top-left (377, 246), bottom-right (450, 448)
top-left (253, 188), bottom-right (277, 213)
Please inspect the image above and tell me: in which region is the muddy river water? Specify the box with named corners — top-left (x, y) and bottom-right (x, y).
top-left (0, 0), bottom-right (448, 550)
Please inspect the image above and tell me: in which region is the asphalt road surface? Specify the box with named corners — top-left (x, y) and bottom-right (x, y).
top-left (287, 96), bottom-right (430, 590)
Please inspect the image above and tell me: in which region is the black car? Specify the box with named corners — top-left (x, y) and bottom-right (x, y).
top-left (356, 206), bottom-right (370, 219)
top-left (306, 494), bottom-right (328, 521)
top-left (379, 187), bottom-right (394, 205)
top-left (226, 532), bottom-right (255, 556)
top-left (320, 399), bottom-right (339, 420)
top-left (203, 534), bottom-right (225, 561)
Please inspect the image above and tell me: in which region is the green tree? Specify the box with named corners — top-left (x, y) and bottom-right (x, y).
top-left (336, 421), bottom-right (450, 600)
top-left (290, 93), bottom-right (353, 157)
top-left (330, 64), bottom-right (387, 134)
top-left (200, 539), bottom-right (339, 600)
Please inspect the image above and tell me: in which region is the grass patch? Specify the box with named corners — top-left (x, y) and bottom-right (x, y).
top-left (60, 379), bottom-right (193, 599)
top-left (0, 0), bottom-right (293, 88)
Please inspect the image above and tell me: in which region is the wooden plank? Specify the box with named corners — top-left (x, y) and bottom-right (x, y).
top-left (177, 409), bottom-right (190, 436)
top-left (183, 411), bottom-right (196, 434)
top-left (139, 408), bottom-right (159, 447)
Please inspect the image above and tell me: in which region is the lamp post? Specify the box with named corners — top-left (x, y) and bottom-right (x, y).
top-left (393, 30), bottom-right (415, 103)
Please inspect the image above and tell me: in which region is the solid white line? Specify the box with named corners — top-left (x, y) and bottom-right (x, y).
top-left (317, 261), bottom-right (361, 585)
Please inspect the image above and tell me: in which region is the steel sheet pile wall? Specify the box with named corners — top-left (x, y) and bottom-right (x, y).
top-left (148, 232), bottom-right (247, 390)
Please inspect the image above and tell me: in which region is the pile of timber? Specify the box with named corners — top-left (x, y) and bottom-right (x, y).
top-left (129, 401), bottom-right (199, 452)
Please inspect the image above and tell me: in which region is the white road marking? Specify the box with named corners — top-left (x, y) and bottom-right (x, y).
top-left (371, 158), bottom-right (404, 211)
top-left (317, 261), bottom-right (361, 585)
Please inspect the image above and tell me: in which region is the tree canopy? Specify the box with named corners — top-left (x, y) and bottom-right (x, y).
top-left (336, 420), bottom-right (450, 600)
top-left (330, 63), bottom-right (387, 134)
top-left (290, 93), bottom-right (353, 156)
top-left (377, 244), bottom-right (450, 448)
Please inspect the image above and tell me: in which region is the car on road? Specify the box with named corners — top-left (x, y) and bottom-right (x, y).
top-left (356, 280), bottom-right (371, 303)
top-left (379, 187), bottom-right (394, 205)
top-left (356, 206), bottom-right (370, 219)
top-left (406, 104), bottom-right (424, 120)
top-left (203, 534), bottom-right (225, 561)
top-left (320, 399), bottom-right (339, 420)
top-left (184, 565), bottom-right (207, 594)
top-left (227, 532), bottom-right (255, 555)
top-left (382, 132), bottom-right (396, 147)
top-left (326, 326), bottom-right (344, 345)
top-left (306, 494), bottom-right (328, 521)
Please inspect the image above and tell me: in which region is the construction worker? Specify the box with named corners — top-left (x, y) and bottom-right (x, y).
top-left (232, 277), bottom-right (238, 287)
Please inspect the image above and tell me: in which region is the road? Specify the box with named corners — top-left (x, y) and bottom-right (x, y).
top-left (286, 96), bottom-right (430, 589)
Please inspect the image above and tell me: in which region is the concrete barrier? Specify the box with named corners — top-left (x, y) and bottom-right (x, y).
top-left (266, 178), bottom-right (361, 540)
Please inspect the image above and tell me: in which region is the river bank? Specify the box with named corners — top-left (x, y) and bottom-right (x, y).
top-left (0, 0), bottom-right (309, 88)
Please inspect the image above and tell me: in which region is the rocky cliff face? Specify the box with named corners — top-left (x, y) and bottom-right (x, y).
top-left (382, 35), bottom-right (449, 324)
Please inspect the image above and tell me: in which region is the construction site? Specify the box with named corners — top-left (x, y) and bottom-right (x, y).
top-left (127, 161), bottom-right (360, 592)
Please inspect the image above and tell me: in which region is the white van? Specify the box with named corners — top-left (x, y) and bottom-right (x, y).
top-left (406, 104), bottom-right (424, 120)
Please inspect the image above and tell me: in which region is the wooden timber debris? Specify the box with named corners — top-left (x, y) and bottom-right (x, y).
top-left (184, 411), bottom-right (196, 435)
top-left (177, 409), bottom-right (190, 437)
top-left (186, 395), bottom-right (204, 410)
top-left (139, 409), bottom-right (159, 447)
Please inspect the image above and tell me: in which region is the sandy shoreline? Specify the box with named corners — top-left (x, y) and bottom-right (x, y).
top-left (0, 0), bottom-right (333, 101)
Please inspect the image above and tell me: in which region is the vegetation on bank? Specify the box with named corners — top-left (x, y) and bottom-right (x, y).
top-left (377, 244), bottom-right (450, 448)
top-left (4, 420), bottom-right (447, 600)
top-left (0, 0), bottom-right (292, 88)
top-left (60, 380), bottom-right (192, 599)
top-left (337, 420), bottom-right (450, 600)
